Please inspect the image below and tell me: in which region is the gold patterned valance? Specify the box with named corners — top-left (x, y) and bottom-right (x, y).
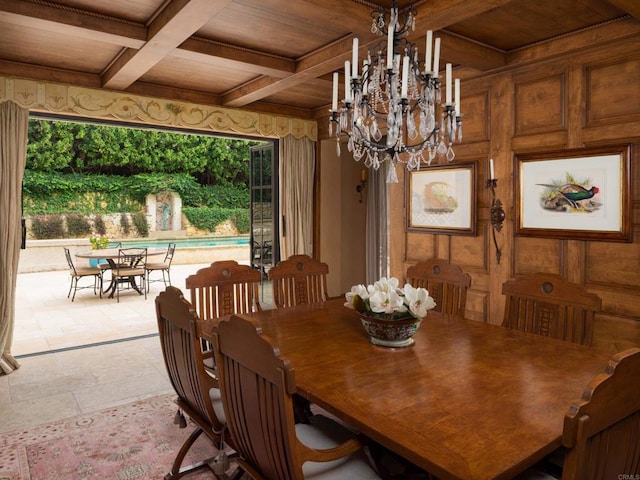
top-left (0, 76), bottom-right (317, 141)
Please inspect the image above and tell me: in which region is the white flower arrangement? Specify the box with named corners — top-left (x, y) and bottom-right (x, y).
top-left (344, 277), bottom-right (436, 320)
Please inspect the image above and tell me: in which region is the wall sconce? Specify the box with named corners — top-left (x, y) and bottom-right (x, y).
top-left (356, 169), bottom-right (367, 203)
top-left (486, 159), bottom-right (505, 264)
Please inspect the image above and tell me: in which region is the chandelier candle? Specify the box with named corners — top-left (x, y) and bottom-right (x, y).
top-left (425, 30), bottom-right (433, 73)
top-left (329, 0), bottom-right (463, 180)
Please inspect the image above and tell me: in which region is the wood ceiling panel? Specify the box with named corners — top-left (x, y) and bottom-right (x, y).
top-left (139, 54), bottom-right (258, 94)
top-left (197, 0), bottom-right (349, 58)
top-left (0, 21), bottom-right (119, 72)
top-left (446, 0), bottom-right (626, 51)
top-left (45, 0), bottom-right (163, 23)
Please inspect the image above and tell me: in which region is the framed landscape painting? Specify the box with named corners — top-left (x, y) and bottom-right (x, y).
top-left (515, 145), bottom-right (631, 242)
top-left (406, 162), bottom-right (476, 236)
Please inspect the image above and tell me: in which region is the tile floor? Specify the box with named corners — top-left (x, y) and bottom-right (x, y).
top-left (1, 262), bottom-right (273, 434)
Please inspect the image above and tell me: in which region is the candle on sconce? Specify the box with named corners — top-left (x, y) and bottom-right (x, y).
top-left (386, 25), bottom-right (394, 69)
top-left (489, 158), bottom-right (495, 180)
top-left (352, 38), bottom-right (359, 78)
top-left (433, 37), bottom-right (441, 75)
top-left (445, 63), bottom-right (452, 104)
top-left (361, 169), bottom-right (367, 182)
top-left (344, 60), bottom-right (351, 103)
top-left (331, 72), bottom-right (339, 112)
top-left (425, 30), bottom-right (433, 73)
top-left (454, 78), bottom-right (460, 115)
top-left (401, 55), bottom-right (409, 99)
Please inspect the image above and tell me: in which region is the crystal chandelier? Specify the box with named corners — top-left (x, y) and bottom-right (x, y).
top-left (329, 0), bottom-right (462, 182)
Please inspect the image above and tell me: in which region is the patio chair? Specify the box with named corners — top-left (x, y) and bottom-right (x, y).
top-left (146, 242), bottom-right (176, 292)
top-left (212, 314), bottom-right (382, 480)
top-left (64, 247), bottom-right (102, 302)
top-left (406, 258), bottom-right (471, 317)
top-left (501, 272), bottom-right (602, 345)
top-left (112, 247), bottom-right (147, 302)
top-left (155, 286), bottom-right (233, 480)
top-left (268, 254), bottom-right (329, 308)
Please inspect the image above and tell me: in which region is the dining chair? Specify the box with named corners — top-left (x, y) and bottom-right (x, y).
top-left (155, 286), bottom-right (233, 480)
top-left (146, 242), bottom-right (176, 292)
top-left (212, 314), bottom-right (383, 480)
top-left (185, 260), bottom-right (263, 380)
top-left (268, 254), bottom-right (329, 308)
top-left (112, 247), bottom-right (147, 302)
top-left (405, 258), bottom-right (471, 317)
top-left (515, 346), bottom-right (640, 480)
top-left (63, 247), bottom-right (102, 302)
top-left (501, 272), bottom-right (602, 345)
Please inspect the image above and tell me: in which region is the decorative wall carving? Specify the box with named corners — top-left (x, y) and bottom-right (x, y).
top-left (0, 75), bottom-right (317, 141)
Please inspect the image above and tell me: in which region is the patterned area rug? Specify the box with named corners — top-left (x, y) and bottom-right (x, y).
top-left (0, 394), bottom-right (228, 480)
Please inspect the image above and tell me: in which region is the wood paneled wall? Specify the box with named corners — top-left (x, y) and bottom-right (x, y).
top-left (383, 35), bottom-right (640, 353)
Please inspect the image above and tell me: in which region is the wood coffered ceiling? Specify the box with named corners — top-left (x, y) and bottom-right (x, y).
top-left (0, 0), bottom-right (638, 120)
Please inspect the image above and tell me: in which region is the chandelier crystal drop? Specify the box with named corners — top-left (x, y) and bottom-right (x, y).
top-left (329, 0), bottom-right (462, 182)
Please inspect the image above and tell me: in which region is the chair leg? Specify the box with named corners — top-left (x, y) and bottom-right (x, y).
top-left (165, 427), bottom-right (216, 480)
top-left (67, 277), bottom-right (73, 299)
top-left (70, 277), bottom-right (77, 302)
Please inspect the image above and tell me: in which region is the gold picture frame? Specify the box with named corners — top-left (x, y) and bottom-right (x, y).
top-left (406, 162), bottom-right (477, 236)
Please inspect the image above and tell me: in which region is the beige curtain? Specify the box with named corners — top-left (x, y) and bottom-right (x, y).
top-left (0, 101), bottom-right (28, 375)
top-left (365, 163), bottom-right (389, 285)
top-left (278, 135), bottom-right (315, 259)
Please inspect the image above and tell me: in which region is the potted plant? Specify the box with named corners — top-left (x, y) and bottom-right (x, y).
top-left (88, 234), bottom-right (110, 267)
top-left (344, 277), bottom-right (436, 347)
top-left (89, 234), bottom-right (110, 250)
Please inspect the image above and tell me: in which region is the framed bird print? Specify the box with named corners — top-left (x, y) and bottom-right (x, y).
top-left (515, 144), bottom-right (631, 242)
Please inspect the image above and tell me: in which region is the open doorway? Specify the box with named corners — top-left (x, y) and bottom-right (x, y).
top-left (16, 115), bottom-right (278, 357)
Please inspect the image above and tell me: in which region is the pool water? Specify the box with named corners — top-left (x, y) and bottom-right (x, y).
top-left (120, 235), bottom-right (250, 249)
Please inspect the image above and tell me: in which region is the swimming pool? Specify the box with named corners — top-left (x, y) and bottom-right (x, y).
top-left (120, 235), bottom-right (250, 249)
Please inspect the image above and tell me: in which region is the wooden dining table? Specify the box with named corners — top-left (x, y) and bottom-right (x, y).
top-left (199, 298), bottom-right (612, 480)
top-left (75, 248), bottom-right (165, 298)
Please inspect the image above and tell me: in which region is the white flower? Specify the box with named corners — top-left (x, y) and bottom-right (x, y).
top-left (368, 290), bottom-right (407, 315)
top-left (402, 283), bottom-right (436, 319)
top-left (370, 277), bottom-right (399, 295)
top-left (344, 284), bottom-right (369, 309)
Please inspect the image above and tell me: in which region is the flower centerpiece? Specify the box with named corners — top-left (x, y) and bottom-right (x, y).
top-left (345, 277), bottom-right (436, 347)
top-left (89, 234), bottom-right (110, 250)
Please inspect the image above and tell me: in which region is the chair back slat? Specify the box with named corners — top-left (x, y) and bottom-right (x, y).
top-left (268, 254), bottom-right (329, 308)
top-left (561, 347), bottom-right (640, 479)
top-left (185, 260), bottom-right (262, 321)
top-left (502, 272), bottom-right (601, 345)
top-left (155, 286), bottom-right (225, 437)
top-left (64, 247), bottom-right (76, 273)
top-left (213, 316), bottom-right (299, 480)
top-left (406, 258), bottom-right (471, 317)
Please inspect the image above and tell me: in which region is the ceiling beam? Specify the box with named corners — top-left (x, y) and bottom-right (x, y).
top-left (176, 37), bottom-right (296, 78)
top-left (0, 0), bottom-right (145, 48)
top-left (102, 0), bottom-right (232, 90)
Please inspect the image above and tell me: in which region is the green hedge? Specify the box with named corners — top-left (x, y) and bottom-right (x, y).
top-left (23, 171), bottom-right (249, 215)
top-left (182, 206), bottom-right (250, 233)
